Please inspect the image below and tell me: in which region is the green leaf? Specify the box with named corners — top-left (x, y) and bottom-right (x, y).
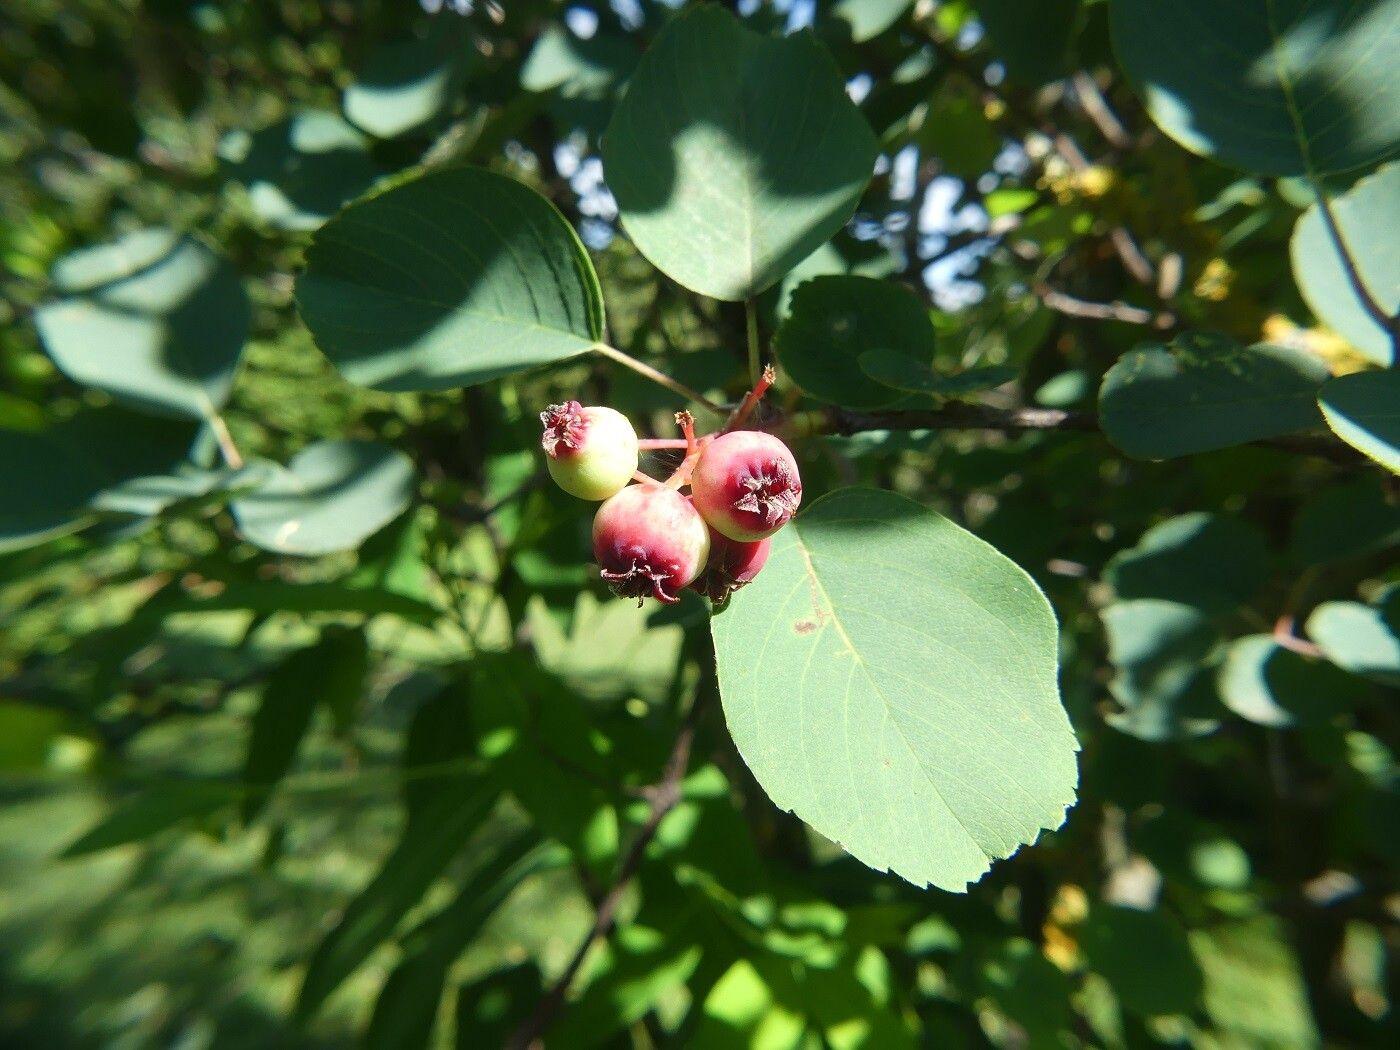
top-left (1306, 601), bottom-right (1400, 685)
top-left (1318, 370), bottom-right (1400, 473)
top-left (521, 24), bottom-right (638, 97)
top-left (0, 702), bottom-right (77, 772)
top-left (1109, 0), bottom-right (1400, 176)
top-left (1218, 635), bottom-right (1367, 727)
top-left (820, 0), bottom-right (913, 43)
top-left (859, 352), bottom-right (1015, 399)
top-left (916, 90), bottom-right (1004, 178)
top-left (364, 834), bottom-right (553, 1050)
top-left (295, 785), bottom-right (499, 1021)
top-left (711, 487), bottom-right (1077, 891)
top-left (1291, 162), bottom-right (1399, 366)
top-left (35, 229), bottom-right (250, 419)
top-left (343, 34), bottom-right (467, 139)
top-left (601, 6), bottom-right (878, 300)
top-left (1290, 476), bottom-right (1400, 564)
top-left (220, 112), bottom-right (380, 232)
top-left (1082, 905), bottom-right (1202, 1018)
top-left (1106, 512), bottom-right (1270, 613)
top-left (1190, 919), bottom-right (1319, 1047)
top-left (975, 0), bottom-right (1082, 85)
top-left (297, 166), bottom-right (604, 391)
top-left (775, 276), bottom-right (936, 408)
top-left (1102, 600), bottom-right (1221, 742)
top-left (62, 781), bottom-right (234, 857)
top-left (231, 439), bottom-right (415, 556)
top-left (242, 629), bottom-right (370, 822)
top-left (1098, 333), bottom-right (1330, 459)
top-left (0, 408), bottom-right (197, 552)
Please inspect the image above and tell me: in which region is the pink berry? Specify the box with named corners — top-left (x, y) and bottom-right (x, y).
top-left (691, 529), bottom-right (772, 603)
top-left (592, 483), bottom-right (710, 604)
top-left (690, 431), bottom-right (802, 541)
top-left (540, 401), bottom-right (638, 501)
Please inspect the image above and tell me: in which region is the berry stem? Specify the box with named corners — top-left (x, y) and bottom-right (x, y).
top-left (591, 343), bottom-right (726, 418)
top-left (637, 438), bottom-right (690, 450)
top-left (724, 364), bottom-right (775, 433)
top-left (664, 411), bottom-right (710, 490)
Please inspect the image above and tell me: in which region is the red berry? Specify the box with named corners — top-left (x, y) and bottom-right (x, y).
top-left (540, 401), bottom-right (638, 501)
top-left (690, 431), bottom-right (802, 541)
top-left (691, 529), bottom-right (772, 603)
top-left (592, 483), bottom-right (710, 604)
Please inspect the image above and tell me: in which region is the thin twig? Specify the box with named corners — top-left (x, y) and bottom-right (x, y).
top-left (205, 412), bottom-right (244, 470)
top-left (1311, 182), bottom-right (1396, 343)
top-left (1071, 72), bottom-right (1132, 150)
top-left (592, 343), bottom-right (726, 417)
top-left (506, 706), bottom-right (699, 1049)
top-left (1035, 284), bottom-right (1175, 329)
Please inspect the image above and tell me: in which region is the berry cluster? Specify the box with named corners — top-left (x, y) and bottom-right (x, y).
top-left (540, 373), bottom-right (801, 605)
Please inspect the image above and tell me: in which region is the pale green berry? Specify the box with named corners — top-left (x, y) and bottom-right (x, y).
top-left (541, 401), bottom-right (639, 500)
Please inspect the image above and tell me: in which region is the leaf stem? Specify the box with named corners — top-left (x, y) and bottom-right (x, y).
top-left (206, 411), bottom-right (244, 470)
top-left (592, 342), bottom-right (726, 417)
top-left (744, 298), bottom-right (762, 386)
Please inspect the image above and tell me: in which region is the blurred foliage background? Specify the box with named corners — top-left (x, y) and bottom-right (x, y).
top-left (0, 1), bottom-right (1396, 1047)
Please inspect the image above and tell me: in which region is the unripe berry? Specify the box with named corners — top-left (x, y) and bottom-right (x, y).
top-left (592, 484), bottom-right (710, 604)
top-left (540, 401), bottom-right (638, 501)
top-left (690, 431), bottom-right (802, 541)
top-left (691, 529), bottom-right (771, 603)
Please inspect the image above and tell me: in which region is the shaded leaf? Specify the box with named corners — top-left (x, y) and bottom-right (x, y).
top-left (712, 487), bottom-right (1077, 891)
top-left (1217, 635), bottom-right (1367, 728)
top-left (775, 276), bottom-right (935, 408)
top-left (1306, 601), bottom-right (1400, 685)
top-left (220, 112), bottom-right (380, 231)
top-left (63, 781), bottom-right (234, 857)
top-left (1291, 162), bottom-right (1399, 366)
top-left (1082, 905), bottom-right (1202, 1018)
top-left (859, 351), bottom-right (1015, 399)
top-left (36, 229), bottom-right (249, 419)
top-left (1110, 0), bottom-right (1400, 175)
top-left (602, 6), bottom-right (878, 300)
top-left (1318, 370), bottom-right (1400, 473)
top-left (1106, 512), bottom-right (1270, 612)
top-left (1102, 600), bottom-right (1221, 742)
top-left (1190, 919), bottom-right (1319, 1047)
top-left (344, 32), bottom-right (469, 139)
top-left (1098, 333), bottom-right (1329, 459)
top-left (976, 0), bottom-right (1082, 85)
top-left (455, 964), bottom-right (543, 1050)
top-left (1290, 476), bottom-right (1400, 564)
top-left (231, 439), bottom-right (415, 556)
top-left (297, 167), bottom-right (604, 391)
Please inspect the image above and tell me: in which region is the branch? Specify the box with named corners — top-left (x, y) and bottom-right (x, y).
top-left (1035, 284), bottom-right (1176, 330)
top-left (505, 702), bottom-right (700, 1049)
top-left (796, 404), bottom-right (1360, 464)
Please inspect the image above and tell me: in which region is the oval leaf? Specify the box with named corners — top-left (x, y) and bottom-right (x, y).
top-left (232, 439), bottom-right (415, 555)
top-left (35, 229), bottom-right (250, 419)
top-left (859, 352), bottom-right (1016, 399)
top-left (775, 276), bottom-right (936, 408)
top-left (1098, 333), bottom-right (1330, 459)
top-left (220, 112), bottom-right (380, 232)
top-left (711, 487), bottom-right (1078, 891)
top-left (297, 166), bottom-right (604, 391)
top-left (602, 6), bottom-right (878, 300)
top-left (1291, 162), bottom-right (1399, 366)
top-left (1306, 600), bottom-right (1400, 684)
top-left (1318, 369), bottom-right (1400, 473)
top-left (1110, 0), bottom-right (1400, 175)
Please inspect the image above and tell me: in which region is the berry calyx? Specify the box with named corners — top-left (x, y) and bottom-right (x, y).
top-left (691, 529), bottom-right (771, 603)
top-left (540, 401), bottom-right (639, 501)
top-left (592, 483), bottom-right (710, 604)
top-left (690, 430), bottom-right (802, 541)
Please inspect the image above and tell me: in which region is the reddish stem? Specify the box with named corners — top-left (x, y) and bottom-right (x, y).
top-left (664, 411), bottom-right (710, 489)
top-left (638, 438), bottom-right (690, 450)
top-left (725, 364), bottom-right (776, 432)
